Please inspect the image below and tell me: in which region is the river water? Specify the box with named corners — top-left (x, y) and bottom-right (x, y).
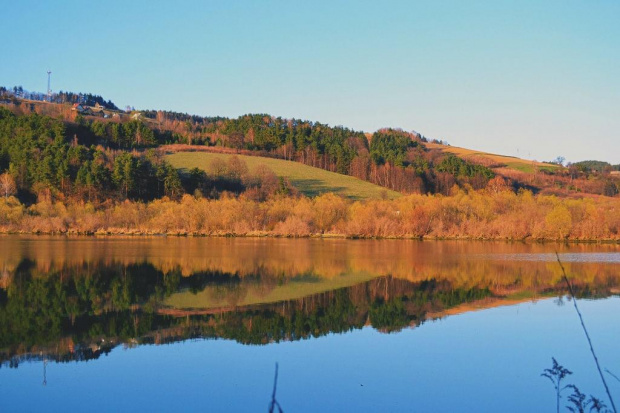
top-left (0, 236), bottom-right (618, 412)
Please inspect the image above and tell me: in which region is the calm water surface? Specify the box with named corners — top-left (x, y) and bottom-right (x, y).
top-left (0, 236), bottom-right (619, 412)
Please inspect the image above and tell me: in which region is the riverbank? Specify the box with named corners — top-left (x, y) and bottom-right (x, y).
top-left (1, 189), bottom-right (620, 241)
top-left (2, 230), bottom-right (620, 243)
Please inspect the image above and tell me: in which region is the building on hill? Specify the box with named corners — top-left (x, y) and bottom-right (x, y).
top-left (72, 103), bottom-right (105, 117)
top-left (72, 104), bottom-right (93, 116)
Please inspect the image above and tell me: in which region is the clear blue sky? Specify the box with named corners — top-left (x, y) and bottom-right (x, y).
top-left (2, 1), bottom-right (619, 163)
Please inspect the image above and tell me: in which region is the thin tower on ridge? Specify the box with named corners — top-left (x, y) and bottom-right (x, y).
top-left (46, 70), bottom-right (52, 101)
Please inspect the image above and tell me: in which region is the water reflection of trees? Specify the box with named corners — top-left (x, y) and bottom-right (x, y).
top-left (0, 258), bottom-right (618, 368)
top-left (3, 237), bottom-right (620, 287)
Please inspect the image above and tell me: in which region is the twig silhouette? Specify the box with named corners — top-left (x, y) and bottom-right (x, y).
top-left (268, 363), bottom-right (284, 413)
top-left (556, 252), bottom-right (617, 413)
top-left (566, 384), bottom-right (609, 413)
top-left (606, 369), bottom-right (620, 384)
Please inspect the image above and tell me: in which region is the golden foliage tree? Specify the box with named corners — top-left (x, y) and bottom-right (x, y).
top-left (0, 173), bottom-right (17, 199)
top-left (545, 204), bottom-right (573, 239)
top-left (313, 193), bottom-right (348, 233)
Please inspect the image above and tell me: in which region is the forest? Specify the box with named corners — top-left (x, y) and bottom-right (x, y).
top-left (0, 107), bottom-right (182, 203)
top-left (1, 93), bottom-right (620, 240)
top-left (0, 97), bottom-right (499, 196)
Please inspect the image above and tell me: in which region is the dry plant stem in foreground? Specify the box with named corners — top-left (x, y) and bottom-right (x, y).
top-left (268, 363), bottom-right (284, 413)
top-left (555, 253), bottom-right (617, 413)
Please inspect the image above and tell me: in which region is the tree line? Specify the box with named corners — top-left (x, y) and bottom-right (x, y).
top-left (2, 185), bottom-right (620, 240)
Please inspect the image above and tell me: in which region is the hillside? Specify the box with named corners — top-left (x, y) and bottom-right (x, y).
top-left (2, 95), bottom-right (620, 240)
top-left (1, 90), bottom-right (618, 200)
top-left (166, 150), bottom-right (401, 200)
top-left (424, 142), bottom-right (559, 173)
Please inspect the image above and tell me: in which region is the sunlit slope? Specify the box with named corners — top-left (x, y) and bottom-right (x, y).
top-left (163, 270), bottom-right (378, 310)
top-left (166, 151), bottom-right (401, 200)
top-left (425, 142), bottom-right (559, 173)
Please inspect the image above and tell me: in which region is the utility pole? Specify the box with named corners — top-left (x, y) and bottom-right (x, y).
top-left (47, 70), bottom-right (52, 102)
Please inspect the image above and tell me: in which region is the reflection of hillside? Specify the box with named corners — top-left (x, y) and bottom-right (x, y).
top-left (1, 256), bottom-right (618, 368)
top-left (0, 273), bottom-right (492, 365)
top-left (1, 237), bottom-right (619, 368)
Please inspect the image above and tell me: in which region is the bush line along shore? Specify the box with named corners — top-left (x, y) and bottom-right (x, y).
top-left (2, 188), bottom-right (619, 241)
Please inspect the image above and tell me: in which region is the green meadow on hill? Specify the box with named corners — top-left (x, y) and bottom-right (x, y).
top-left (166, 151), bottom-right (401, 200)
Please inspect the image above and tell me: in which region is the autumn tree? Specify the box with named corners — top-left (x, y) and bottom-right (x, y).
top-left (313, 193), bottom-right (348, 233)
top-left (486, 176), bottom-right (510, 194)
top-left (545, 204), bottom-right (573, 239)
top-left (0, 173), bottom-right (16, 198)
top-left (227, 156), bottom-right (249, 181)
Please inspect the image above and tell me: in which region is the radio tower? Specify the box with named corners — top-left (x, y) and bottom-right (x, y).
top-left (47, 70), bottom-right (52, 101)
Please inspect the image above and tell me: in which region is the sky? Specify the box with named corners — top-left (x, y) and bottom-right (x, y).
top-left (2, 0), bottom-right (619, 164)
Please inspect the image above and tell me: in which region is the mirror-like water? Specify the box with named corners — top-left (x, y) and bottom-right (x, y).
top-left (0, 236), bottom-right (618, 412)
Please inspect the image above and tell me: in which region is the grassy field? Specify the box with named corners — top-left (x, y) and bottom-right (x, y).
top-left (166, 151), bottom-right (401, 200)
top-left (425, 142), bottom-right (559, 173)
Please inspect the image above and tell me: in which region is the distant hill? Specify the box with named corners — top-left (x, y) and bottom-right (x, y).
top-left (0, 85), bottom-right (118, 110)
top-left (572, 160), bottom-right (620, 173)
top-left (424, 142), bottom-right (559, 173)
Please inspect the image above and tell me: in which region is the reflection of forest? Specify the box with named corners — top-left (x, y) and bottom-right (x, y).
top-left (1, 247), bottom-right (619, 367)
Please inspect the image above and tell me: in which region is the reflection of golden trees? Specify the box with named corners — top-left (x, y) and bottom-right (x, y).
top-left (1, 237), bottom-right (619, 299)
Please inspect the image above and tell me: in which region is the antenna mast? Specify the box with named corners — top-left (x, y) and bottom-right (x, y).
top-left (47, 70), bottom-right (52, 101)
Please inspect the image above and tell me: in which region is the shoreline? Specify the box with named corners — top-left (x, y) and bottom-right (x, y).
top-left (0, 230), bottom-right (618, 243)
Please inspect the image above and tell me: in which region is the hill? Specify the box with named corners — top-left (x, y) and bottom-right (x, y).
top-left (424, 142), bottom-right (559, 173)
top-left (166, 150), bottom-right (401, 200)
top-left (1, 98), bottom-right (620, 240)
top-left (1, 89), bottom-right (618, 200)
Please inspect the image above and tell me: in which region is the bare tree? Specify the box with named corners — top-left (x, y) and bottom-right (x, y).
top-left (0, 173), bottom-right (16, 199)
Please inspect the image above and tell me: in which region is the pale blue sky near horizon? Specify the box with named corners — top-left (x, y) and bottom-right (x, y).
top-left (2, 1), bottom-right (619, 163)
